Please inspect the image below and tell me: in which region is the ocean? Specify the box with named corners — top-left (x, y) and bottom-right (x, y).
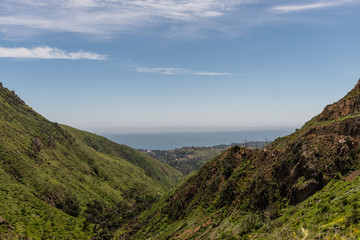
top-left (103, 130), bottom-right (293, 150)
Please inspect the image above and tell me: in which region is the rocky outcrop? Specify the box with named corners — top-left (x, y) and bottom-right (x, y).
top-left (9, 90), bottom-right (25, 105)
top-left (31, 138), bottom-right (42, 152)
top-left (287, 144), bottom-right (323, 204)
top-left (318, 79), bottom-right (360, 121)
top-left (318, 96), bottom-right (360, 121)
top-left (293, 179), bottom-right (321, 203)
top-left (306, 117), bottom-right (360, 137)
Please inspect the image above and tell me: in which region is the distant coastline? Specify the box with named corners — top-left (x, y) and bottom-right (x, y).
top-left (103, 130), bottom-right (293, 150)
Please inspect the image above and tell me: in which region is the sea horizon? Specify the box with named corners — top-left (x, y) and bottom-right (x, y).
top-left (103, 129), bottom-right (293, 150)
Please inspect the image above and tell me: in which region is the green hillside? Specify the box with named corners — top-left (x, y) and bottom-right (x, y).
top-left (0, 83), bottom-right (182, 239)
top-left (133, 79), bottom-right (360, 239)
top-left (61, 125), bottom-right (182, 188)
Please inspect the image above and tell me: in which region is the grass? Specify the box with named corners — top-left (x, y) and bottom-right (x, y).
top-left (132, 85), bottom-right (360, 239)
top-left (0, 85), bottom-right (182, 239)
top-left (3, 81), bottom-right (360, 239)
top-left (134, 176), bottom-right (360, 239)
top-left (250, 177), bottom-right (360, 239)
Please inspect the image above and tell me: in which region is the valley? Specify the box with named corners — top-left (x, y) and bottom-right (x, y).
top-left (142, 142), bottom-right (269, 175)
top-left (2, 1), bottom-right (360, 239)
top-left (2, 80), bottom-right (360, 239)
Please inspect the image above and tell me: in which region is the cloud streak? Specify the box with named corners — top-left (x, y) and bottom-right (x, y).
top-left (136, 66), bottom-right (231, 76)
top-left (0, 46), bottom-right (106, 60)
top-left (0, 0), bottom-right (249, 36)
top-left (0, 0), bottom-right (358, 38)
top-left (271, 0), bottom-right (356, 13)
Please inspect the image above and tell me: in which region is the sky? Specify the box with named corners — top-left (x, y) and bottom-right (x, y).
top-left (1, 0), bottom-right (360, 134)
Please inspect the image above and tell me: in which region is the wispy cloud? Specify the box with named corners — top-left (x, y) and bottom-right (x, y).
top-left (271, 0), bottom-right (355, 13)
top-left (194, 72), bottom-right (231, 76)
top-left (0, 0), bottom-right (358, 39)
top-left (0, 46), bottom-right (106, 60)
top-left (136, 66), bottom-right (231, 76)
top-left (0, 0), bottom-right (251, 37)
top-left (136, 67), bottom-right (190, 75)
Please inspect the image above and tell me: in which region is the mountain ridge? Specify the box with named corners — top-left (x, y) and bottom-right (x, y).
top-left (0, 83), bottom-right (182, 239)
top-left (319, 79), bottom-right (360, 121)
top-left (133, 79), bottom-right (360, 239)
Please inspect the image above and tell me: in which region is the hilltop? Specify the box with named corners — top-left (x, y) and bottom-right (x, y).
top-left (0, 83), bottom-right (182, 239)
top-left (133, 79), bottom-right (360, 239)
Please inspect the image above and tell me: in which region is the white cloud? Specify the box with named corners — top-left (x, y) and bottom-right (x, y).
top-left (271, 0), bottom-right (356, 13)
top-left (0, 0), bottom-right (358, 38)
top-left (195, 72), bottom-right (231, 76)
top-left (136, 66), bottom-right (231, 76)
top-left (0, 46), bottom-right (106, 60)
top-left (136, 67), bottom-right (190, 75)
top-left (0, 0), bottom-right (250, 36)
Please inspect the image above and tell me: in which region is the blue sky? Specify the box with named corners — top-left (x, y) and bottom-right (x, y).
top-left (1, 0), bottom-right (360, 133)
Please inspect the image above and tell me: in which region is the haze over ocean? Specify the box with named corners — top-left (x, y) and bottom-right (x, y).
top-left (104, 130), bottom-right (292, 150)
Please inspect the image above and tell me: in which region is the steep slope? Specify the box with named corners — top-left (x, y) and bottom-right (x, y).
top-left (134, 79), bottom-right (360, 239)
top-left (0, 83), bottom-right (182, 239)
top-left (61, 125), bottom-right (182, 188)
